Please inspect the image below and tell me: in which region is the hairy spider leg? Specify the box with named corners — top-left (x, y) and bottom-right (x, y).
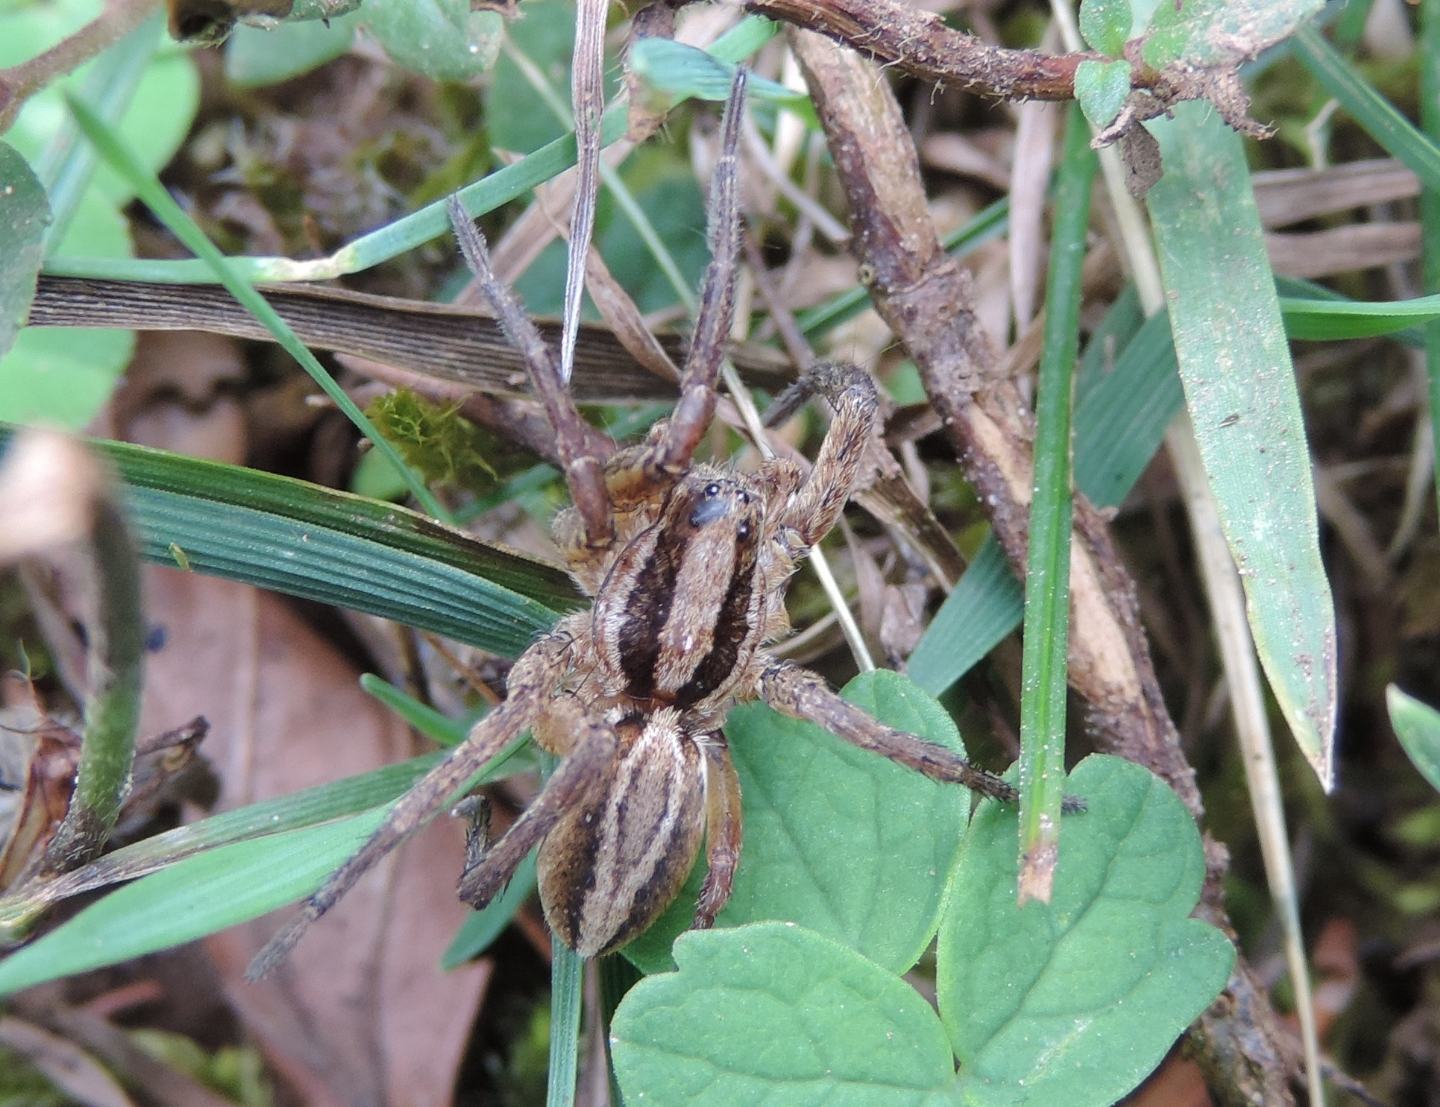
top-left (695, 730), bottom-right (743, 928)
top-left (776, 362), bottom-right (882, 550)
top-left (246, 619), bottom-right (585, 980)
top-left (757, 662), bottom-right (1023, 805)
top-left (455, 693), bottom-right (618, 909)
top-left (608, 68), bottom-right (748, 508)
top-left (448, 197), bottom-right (616, 549)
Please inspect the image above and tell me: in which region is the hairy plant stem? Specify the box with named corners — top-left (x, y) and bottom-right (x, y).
top-left (789, 29), bottom-right (1294, 1105)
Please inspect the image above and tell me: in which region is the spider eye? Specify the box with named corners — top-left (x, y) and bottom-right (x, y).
top-left (704, 483), bottom-right (720, 497)
top-left (739, 491), bottom-right (751, 505)
top-left (737, 522), bottom-right (751, 540)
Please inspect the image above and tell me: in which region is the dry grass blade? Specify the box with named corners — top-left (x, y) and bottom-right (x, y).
top-left (559, 0), bottom-right (609, 386)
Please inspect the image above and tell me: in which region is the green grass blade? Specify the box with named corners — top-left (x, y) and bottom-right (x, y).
top-left (0, 808), bottom-right (390, 995)
top-left (1016, 107), bottom-right (1093, 900)
top-left (63, 93), bottom-right (447, 519)
top-left (1148, 102), bottom-right (1337, 786)
top-left (1279, 291), bottom-right (1440, 340)
top-left (441, 850), bottom-right (538, 969)
top-left (0, 425), bottom-right (581, 656)
top-left (1292, 24), bottom-right (1440, 194)
top-left (547, 939), bottom-right (584, 1107)
top-left (1388, 686), bottom-right (1440, 793)
top-left (360, 674), bottom-right (472, 748)
top-left (1422, 0), bottom-right (1440, 532)
top-left (0, 755), bottom-right (441, 937)
top-left (40, 16), bottom-right (779, 286)
top-left (908, 306), bottom-right (1184, 698)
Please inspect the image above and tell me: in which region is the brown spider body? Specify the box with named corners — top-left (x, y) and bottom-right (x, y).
top-left (249, 73), bottom-right (1042, 981)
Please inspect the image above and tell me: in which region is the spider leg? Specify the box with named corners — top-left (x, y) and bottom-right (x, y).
top-left (447, 196), bottom-right (614, 548)
top-left (246, 621), bottom-right (582, 980)
top-left (695, 729), bottom-right (743, 929)
top-left (772, 362), bottom-right (880, 551)
top-left (456, 695), bottom-right (617, 910)
top-left (759, 660), bottom-right (1057, 808)
top-left (604, 70), bottom-right (748, 510)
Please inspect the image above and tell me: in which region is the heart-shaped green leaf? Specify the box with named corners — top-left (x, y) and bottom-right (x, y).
top-left (938, 756), bottom-right (1234, 1106)
top-left (613, 922), bottom-right (957, 1107)
top-left (624, 671), bottom-right (970, 974)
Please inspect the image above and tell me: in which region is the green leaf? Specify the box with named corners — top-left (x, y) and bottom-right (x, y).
top-left (361, 674), bottom-right (472, 748)
top-left (1388, 686), bottom-right (1440, 794)
top-left (1279, 291), bottom-right (1440, 340)
top-left (0, 143), bottom-right (50, 360)
top-left (612, 922), bottom-right (957, 1107)
top-left (360, 0), bottom-right (502, 81)
top-left (0, 426), bottom-right (582, 657)
top-left (1073, 59), bottom-right (1131, 130)
top-left (938, 756), bottom-right (1235, 1106)
top-left (0, 755), bottom-right (442, 939)
top-left (0, 8), bottom-right (196, 427)
top-left (1148, 102), bottom-right (1338, 786)
top-left (1143, 0), bottom-right (1323, 68)
top-left (629, 38), bottom-right (809, 111)
top-left (624, 671), bottom-right (970, 975)
top-left (224, 11), bottom-right (360, 86)
top-left (486, 0), bottom-right (584, 155)
top-left (1079, 0), bottom-right (1131, 54)
top-left (0, 808), bottom-right (389, 996)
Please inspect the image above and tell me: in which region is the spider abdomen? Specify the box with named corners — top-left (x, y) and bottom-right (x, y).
top-left (537, 710), bottom-right (706, 957)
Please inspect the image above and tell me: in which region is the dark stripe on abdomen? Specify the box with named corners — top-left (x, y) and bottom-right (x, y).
top-left (615, 527), bottom-right (687, 698)
top-left (673, 542), bottom-right (757, 706)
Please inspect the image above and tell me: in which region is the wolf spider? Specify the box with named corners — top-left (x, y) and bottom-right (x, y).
top-left (250, 72), bottom-right (1044, 976)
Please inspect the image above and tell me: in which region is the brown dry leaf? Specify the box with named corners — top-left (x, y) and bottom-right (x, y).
top-left (1266, 223), bottom-right (1420, 279)
top-left (1008, 99), bottom-right (1060, 330)
top-left (119, 335), bottom-right (489, 1107)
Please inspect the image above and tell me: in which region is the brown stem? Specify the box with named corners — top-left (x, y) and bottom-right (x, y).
top-left (0, 0), bottom-right (162, 133)
top-left (745, 0), bottom-right (1095, 101)
top-left (789, 28), bottom-right (1294, 1106)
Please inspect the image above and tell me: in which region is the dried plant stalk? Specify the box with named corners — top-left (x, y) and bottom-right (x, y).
top-left (788, 29), bottom-right (1295, 1105)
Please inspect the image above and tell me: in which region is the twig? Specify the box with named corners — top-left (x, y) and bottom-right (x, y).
top-left (0, 0), bottom-right (161, 132)
top-left (787, 28), bottom-right (1295, 1105)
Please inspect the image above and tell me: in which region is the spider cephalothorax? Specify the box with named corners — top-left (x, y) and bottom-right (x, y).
top-left (250, 72), bottom-right (1034, 976)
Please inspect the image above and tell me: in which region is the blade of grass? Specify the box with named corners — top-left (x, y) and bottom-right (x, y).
top-left (0, 809), bottom-right (391, 996)
top-left (1292, 23), bottom-right (1440, 195)
top-left (1388, 686), bottom-right (1440, 793)
top-left (908, 305), bottom-right (1184, 697)
top-left (547, 938), bottom-right (584, 1107)
top-left (63, 93), bottom-right (447, 520)
top-left (0, 754), bottom-right (441, 937)
top-left (1149, 102), bottom-right (1337, 787)
top-left (0, 425), bottom-right (581, 656)
top-left (1016, 105), bottom-right (1093, 904)
top-left (360, 674), bottom-right (472, 748)
top-left (441, 850), bottom-right (538, 969)
top-left (0, 730), bottom-right (533, 980)
top-left (40, 16), bottom-right (780, 286)
top-left (1422, 0), bottom-right (1440, 529)
top-left (37, 14), bottom-right (158, 251)
top-left (1279, 290), bottom-right (1440, 340)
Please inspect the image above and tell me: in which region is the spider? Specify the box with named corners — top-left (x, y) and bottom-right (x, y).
top-left (250, 72), bottom-right (1047, 976)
